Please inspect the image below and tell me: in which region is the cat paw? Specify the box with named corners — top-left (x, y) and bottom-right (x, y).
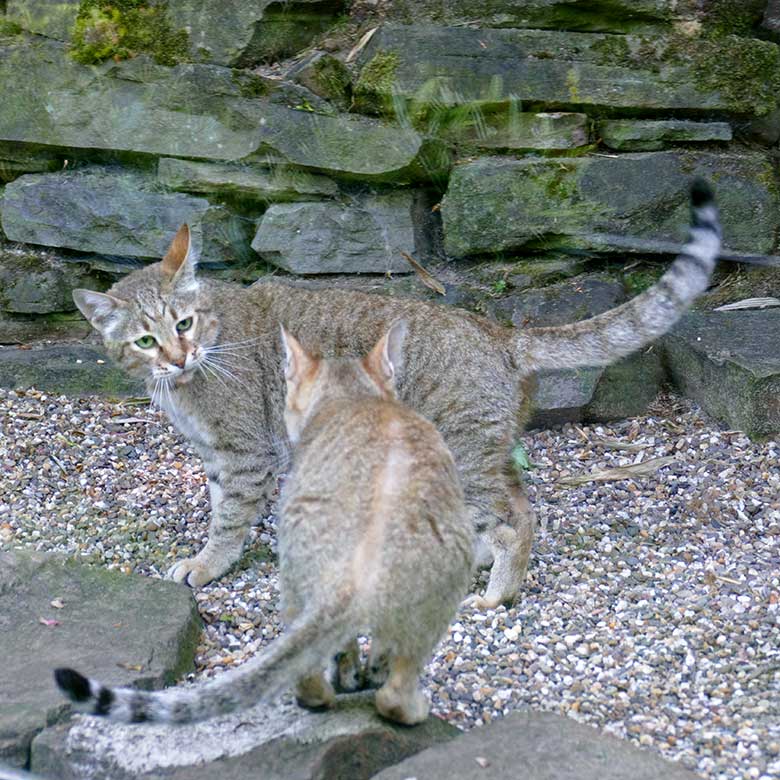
top-left (166, 557), bottom-right (222, 587)
top-left (462, 593), bottom-right (503, 611)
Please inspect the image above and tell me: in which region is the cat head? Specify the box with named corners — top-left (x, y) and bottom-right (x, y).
top-left (280, 320), bottom-right (407, 444)
top-left (72, 225), bottom-right (220, 386)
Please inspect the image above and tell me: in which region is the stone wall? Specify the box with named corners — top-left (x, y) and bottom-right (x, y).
top-left (1, 0), bottom-right (779, 433)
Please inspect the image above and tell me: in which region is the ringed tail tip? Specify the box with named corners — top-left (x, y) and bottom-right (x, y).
top-left (690, 178), bottom-right (715, 208)
top-left (55, 667), bottom-right (90, 702)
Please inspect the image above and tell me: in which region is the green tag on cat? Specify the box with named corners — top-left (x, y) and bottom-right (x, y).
top-left (511, 443), bottom-right (533, 471)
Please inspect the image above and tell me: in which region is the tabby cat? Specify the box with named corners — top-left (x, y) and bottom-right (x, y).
top-left (56, 322), bottom-right (474, 725)
top-left (72, 180), bottom-right (720, 608)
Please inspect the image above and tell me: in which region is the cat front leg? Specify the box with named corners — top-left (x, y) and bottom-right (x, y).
top-left (167, 468), bottom-right (263, 587)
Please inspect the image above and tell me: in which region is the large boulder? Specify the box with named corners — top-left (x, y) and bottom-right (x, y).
top-left (31, 693), bottom-right (458, 780)
top-left (441, 152), bottom-right (779, 258)
top-left (372, 710), bottom-right (700, 780)
top-left (663, 310), bottom-right (780, 439)
top-left (0, 550), bottom-right (200, 768)
top-left (356, 25), bottom-right (780, 117)
top-left (0, 344), bottom-right (142, 396)
top-left (1, 168), bottom-right (253, 265)
top-left (0, 38), bottom-right (443, 181)
top-left (252, 191), bottom-right (419, 274)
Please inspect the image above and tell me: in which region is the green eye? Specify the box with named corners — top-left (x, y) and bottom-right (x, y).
top-left (134, 334), bottom-right (157, 349)
top-left (176, 317), bottom-right (193, 333)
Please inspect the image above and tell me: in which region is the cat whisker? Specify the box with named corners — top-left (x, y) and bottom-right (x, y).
top-left (200, 360), bottom-right (230, 390)
top-left (206, 336), bottom-right (264, 351)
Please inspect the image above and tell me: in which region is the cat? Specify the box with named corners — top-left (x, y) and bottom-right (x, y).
top-left (55, 321), bottom-right (474, 725)
top-left (71, 179), bottom-right (720, 608)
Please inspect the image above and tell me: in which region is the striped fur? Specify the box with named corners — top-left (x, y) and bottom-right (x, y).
top-left (520, 180), bottom-right (721, 371)
top-left (55, 591), bottom-right (355, 724)
top-left (56, 330), bottom-right (473, 725)
top-left (70, 179), bottom-right (720, 610)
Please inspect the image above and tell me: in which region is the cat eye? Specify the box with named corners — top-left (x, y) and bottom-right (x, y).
top-left (176, 317), bottom-right (193, 333)
top-left (134, 335), bottom-right (157, 349)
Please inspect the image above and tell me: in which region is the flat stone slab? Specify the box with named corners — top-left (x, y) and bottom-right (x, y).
top-left (0, 343), bottom-right (142, 396)
top-left (598, 120), bottom-right (732, 151)
top-left (371, 710), bottom-right (700, 780)
top-left (158, 158), bottom-right (338, 202)
top-left (357, 25), bottom-right (779, 116)
top-left (31, 693), bottom-right (458, 780)
top-left (473, 112), bottom-right (590, 151)
top-left (441, 152), bottom-right (779, 258)
top-left (0, 550), bottom-right (201, 768)
top-left (663, 310), bottom-right (780, 439)
top-left (0, 38), bottom-right (442, 182)
top-left (1, 168), bottom-right (252, 265)
top-left (0, 248), bottom-right (103, 315)
top-left (252, 192), bottom-right (417, 274)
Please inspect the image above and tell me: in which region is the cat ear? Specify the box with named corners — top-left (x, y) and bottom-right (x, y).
top-left (368, 319), bottom-right (407, 383)
top-left (161, 224), bottom-right (198, 291)
top-left (72, 289), bottom-right (125, 330)
top-left (280, 325), bottom-right (314, 383)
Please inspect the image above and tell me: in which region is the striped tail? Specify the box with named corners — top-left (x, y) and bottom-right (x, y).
top-left (519, 179), bottom-right (721, 372)
top-left (54, 589), bottom-right (355, 724)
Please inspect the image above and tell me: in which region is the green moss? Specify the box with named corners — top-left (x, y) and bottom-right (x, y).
top-left (353, 50), bottom-right (399, 114)
top-left (695, 36), bottom-right (780, 116)
top-left (703, 0), bottom-right (766, 38)
top-left (70, 0), bottom-right (189, 66)
top-left (661, 34), bottom-right (780, 117)
top-left (590, 34), bottom-right (631, 67)
top-left (0, 18), bottom-right (23, 36)
top-left (311, 55), bottom-right (351, 105)
top-left (622, 265), bottom-right (664, 296)
top-left (231, 70), bottom-right (271, 99)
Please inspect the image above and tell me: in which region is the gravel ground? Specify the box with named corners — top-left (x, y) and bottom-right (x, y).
top-left (2, 387), bottom-right (779, 780)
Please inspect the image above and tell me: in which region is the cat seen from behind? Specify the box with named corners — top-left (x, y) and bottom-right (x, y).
top-left (55, 322), bottom-right (474, 725)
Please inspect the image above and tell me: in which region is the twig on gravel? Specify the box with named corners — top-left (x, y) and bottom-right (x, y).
top-left (558, 456), bottom-right (676, 486)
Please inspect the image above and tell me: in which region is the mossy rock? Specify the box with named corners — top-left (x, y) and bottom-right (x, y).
top-left (663, 310), bottom-right (780, 439)
top-left (167, 0), bottom-right (346, 67)
top-left (356, 25), bottom-right (780, 117)
top-left (1, 168), bottom-right (253, 265)
top-left (0, 343), bottom-right (143, 395)
top-left (69, 0), bottom-right (189, 65)
top-left (0, 549), bottom-right (200, 767)
top-left (0, 38), bottom-right (445, 182)
top-left (441, 152), bottom-right (780, 259)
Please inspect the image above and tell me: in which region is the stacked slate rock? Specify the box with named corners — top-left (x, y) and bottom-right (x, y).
top-left (0, 0), bottom-right (778, 435)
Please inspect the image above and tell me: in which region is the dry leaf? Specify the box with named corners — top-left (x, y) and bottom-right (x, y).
top-left (401, 251), bottom-right (445, 296)
top-left (714, 297), bottom-right (780, 312)
top-left (50, 599), bottom-right (65, 609)
top-left (558, 456), bottom-right (676, 486)
top-left (39, 617), bottom-right (61, 627)
top-left (117, 662), bottom-right (145, 672)
top-left (346, 27), bottom-right (377, 63)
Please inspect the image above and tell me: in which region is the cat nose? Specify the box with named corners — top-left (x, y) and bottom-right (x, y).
top-left (172, 355), bottom-right (186, 368)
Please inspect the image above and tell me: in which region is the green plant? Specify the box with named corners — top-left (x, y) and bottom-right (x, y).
top-left (70, 0), bottom-right (189, 66)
